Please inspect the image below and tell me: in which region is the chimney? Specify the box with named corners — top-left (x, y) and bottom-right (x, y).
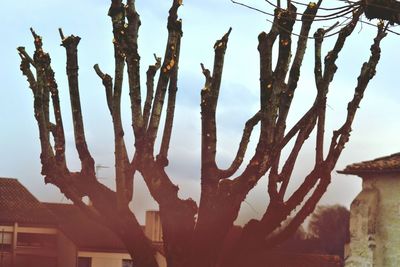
top-left (145, 210), bottom-right (163, 242)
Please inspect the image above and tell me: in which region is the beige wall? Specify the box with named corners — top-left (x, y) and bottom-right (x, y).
top-left (346, 173), bottom-right (400, 267)
top-left (373, 174), bottom-right (400, 266)
top-left (1, 210), bottom-right (167, 267)
top-left (78, 251), bottom-right (131, 267)
top-left (0, 223), bottom-right (58, 267)
top-left (58, 232), bottom-right (77, 267)
top-left (145, 211), bottom-right (163, 242)
top-left (78, 251), bottom-right (167, 267)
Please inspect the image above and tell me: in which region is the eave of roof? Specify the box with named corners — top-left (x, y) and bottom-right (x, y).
top-left (338, 153), bottom-right (400, 176)
top-left (45, 203), bottom-right (127, 251)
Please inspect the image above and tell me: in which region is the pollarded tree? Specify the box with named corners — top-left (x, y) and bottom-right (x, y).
top-left (18, 1), bottom-right (389, 267)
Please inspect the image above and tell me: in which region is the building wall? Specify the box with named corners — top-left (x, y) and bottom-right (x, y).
top-left (345, 173), bottom-right (400, 267)
top-left (345, 178), bottom-right (377, 267)
top-left (0, 223), bottom-right (58, 267)
top-left (374, 174), bottom-right (400, 266)
top-left (78, 251), bottom-right (166, 267)
top-left (1, 210), bottom-right (167, 267)
top-left (78, 251), bottom-right (131, 267)
top-left (0, 251), bottom-right (13, 267)
top-left (145, 211), bottom-right (163, 242)
top-left (14, 254), bottom-right (57, 267)
top-left (58, 232), bottom-right (77, 267)
top-left (0, 225), bottom-right (14, 267)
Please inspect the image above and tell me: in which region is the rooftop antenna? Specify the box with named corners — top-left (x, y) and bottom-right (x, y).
top-left (96, 164), bottom-right (110, 179)
top-left (59, 164), bottom-right (110, 203)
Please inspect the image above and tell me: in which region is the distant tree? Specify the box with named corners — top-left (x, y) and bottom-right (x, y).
top-left (308, 205), bottom-right (350, 258)
top-left (18, 1), bottom-right (388, 267)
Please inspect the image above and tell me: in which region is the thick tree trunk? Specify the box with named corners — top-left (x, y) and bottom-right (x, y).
top-left (189, 187), bottom-right (241, 267)
top-left (139, 159), bottom-right (197, 267)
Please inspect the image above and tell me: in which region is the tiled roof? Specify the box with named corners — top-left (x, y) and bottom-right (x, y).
top-left (0, 178), bottom-right (163, 253)
top-left (0, 178), bottom-right (57, 225)
top-left (338, 153), bottom-right (400, 175)
top-left (46, 203), bottom-right (165, 254)
top-left (45, 203), bottom-right (127, 252)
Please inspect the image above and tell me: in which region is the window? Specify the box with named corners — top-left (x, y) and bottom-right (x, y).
top-left (17, 233), bottom-right (56, 248)
top-left (0, 232), bottom-right (12, 251)
top-left (78, 257), bottom-right (92, 267)
top-left (122, 259), bottom-right (133, 267)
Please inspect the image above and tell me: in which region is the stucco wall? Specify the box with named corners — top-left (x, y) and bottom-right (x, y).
top-left (345, 173), bottom-right (400, 267)
top-left (58, 232), bottom-right (77, 267)
top-left (77, 251), bottom-right (167, 267)
top-left (78, 251), bottom-right (131, 267)
top-left (374, 175), bottom-right (400, 266)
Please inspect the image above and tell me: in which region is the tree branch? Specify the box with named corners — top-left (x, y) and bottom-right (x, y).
top-left (278, 116), bottom-right (318, 199)
top-left (60, 29), bottom-right (95, 178)
top-left (201, 27), bottom-right (232, 180)
top-left (157, 37), bottom-right (181, 167)
top-left (20, 31), bottom-right (57, 176)
top-left (218, 112), bottom-right (261, 179)
top-left (145, 0), bottom-right (183, 156)
top-left (143, 54), bottom-right (161, 128)
top-left (94, 62), bottom-right (132, 204)
top-left (94, 64), bottom-right (113, 114)
top-left (46, 58), bottom-right (68, 172)
top-left (265, 172), bottom-right (331, 249)
top-left (326, 21), bottom-right (387, 166)
top-left (125, 0), bottom-right (145, 139)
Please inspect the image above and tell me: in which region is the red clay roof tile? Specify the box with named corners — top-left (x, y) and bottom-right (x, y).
top-left (338, 153), bottom-right (400, 175)
top-left (0, 178), bottom-right (56, 225)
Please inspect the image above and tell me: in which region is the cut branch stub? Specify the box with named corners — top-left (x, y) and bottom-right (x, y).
top-left (218, 112), bottom-right (261, 179)
top-left (143, 54), bottom-right (161, 128)
top-left (145, 1), bottom-right (183, 156)
top-left (94, 64), bottom-right (114, 115)
top-left (201, 28), bottom-right (232, 180)
top-left (157, 36), bottom-right (182, 167)
top-left (60, 30), bottom-right (95, 178)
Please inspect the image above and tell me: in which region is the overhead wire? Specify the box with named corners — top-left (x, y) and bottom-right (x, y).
top-left (265, 0), bottom-right (360, 20)
top-left (231, 0), bottom-right (357, 23)
top-left (231, 0), bottom-right (400, 37)
top-left (289, 0), bottom-right (360, 11)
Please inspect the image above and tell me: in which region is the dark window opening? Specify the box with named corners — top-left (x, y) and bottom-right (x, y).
top-left (122, 259), bottom-right (133, 267)
top-left (16, 233), bottom-right (56, 248)
top-left (78, 257), bottom-right (92, 267)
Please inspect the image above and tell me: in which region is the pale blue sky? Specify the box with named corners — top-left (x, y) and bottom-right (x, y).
top-left (1, 0), bottom-right (399, 224)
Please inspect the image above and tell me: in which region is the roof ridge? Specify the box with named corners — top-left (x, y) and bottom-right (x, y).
top-left (339, 152), bottom-right (400, 175)
top-left (0, 178), bottom-right (57, 224)
top-left (0, 177), bottom-right (18, 181)
top-left (367, 152), bottom-right (400, 162)
top-left (44, 202), bottom-right (73, 206)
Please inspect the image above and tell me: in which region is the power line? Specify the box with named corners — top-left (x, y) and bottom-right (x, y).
top-left (230, 0), bottom-right (400, 37)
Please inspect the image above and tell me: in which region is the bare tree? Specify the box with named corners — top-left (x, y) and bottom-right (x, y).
top-left (18, 1), bottom-right (388, 267)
